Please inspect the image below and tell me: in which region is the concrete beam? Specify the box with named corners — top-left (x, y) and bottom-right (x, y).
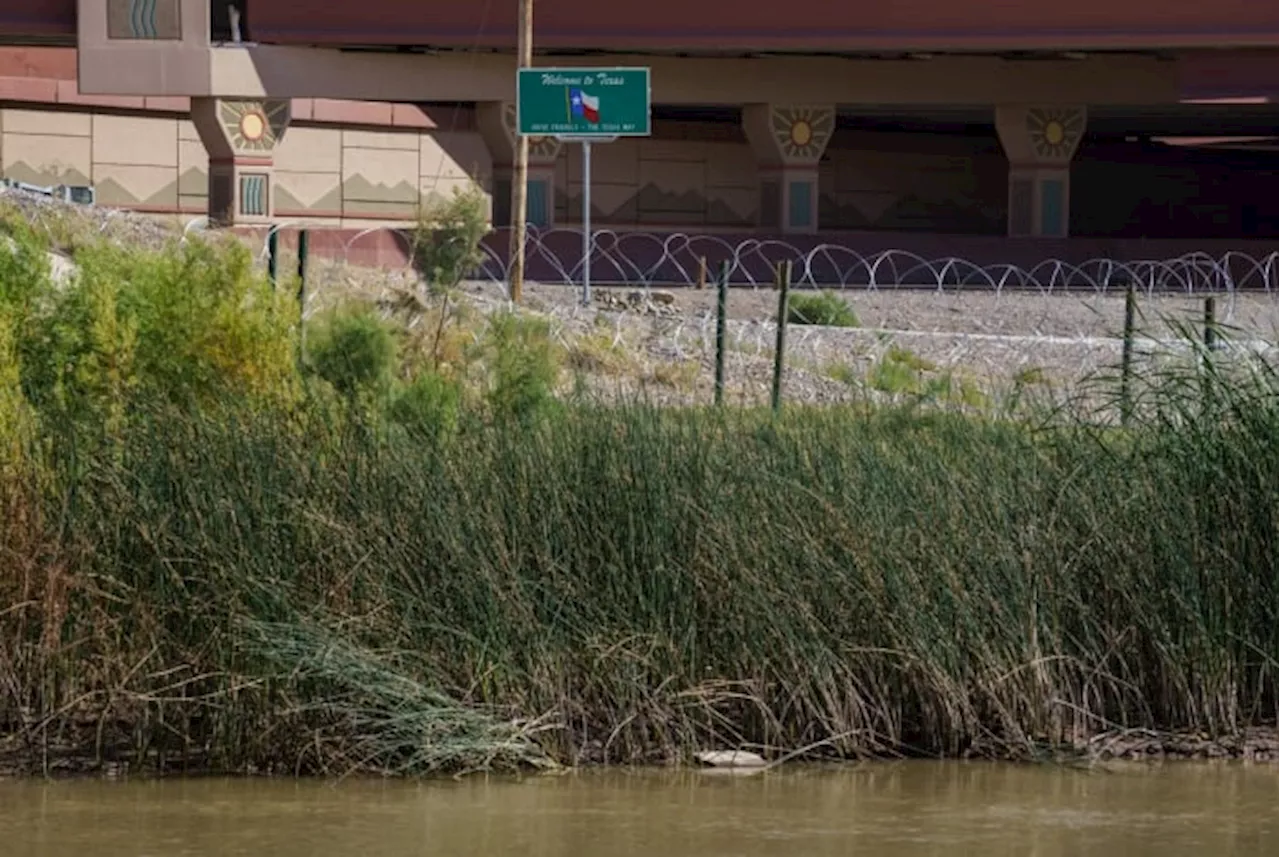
top-left (82, 44), bottom-right (1183, 105)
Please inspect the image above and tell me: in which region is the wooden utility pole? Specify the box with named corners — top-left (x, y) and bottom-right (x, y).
top-left (509, 0), bottom-right (534, 303)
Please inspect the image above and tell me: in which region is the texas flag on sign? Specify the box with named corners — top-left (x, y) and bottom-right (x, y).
top-left (569, 88), bottom-right (600, 124)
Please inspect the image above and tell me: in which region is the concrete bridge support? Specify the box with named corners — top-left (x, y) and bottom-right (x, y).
top-left (995, 104), bottom-right (1087, 237)
top-left (191, 97), bottom-right (291, 225)
top-left (743, 104), bottom-right (835, 234)
top-left (477, 102), bottom-right (562, 229)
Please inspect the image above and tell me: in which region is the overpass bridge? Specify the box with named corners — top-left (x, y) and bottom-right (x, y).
top-left (4, 0), bottom-right (1276, 51)
top-left (0, 1), bottom-right (1272, 249)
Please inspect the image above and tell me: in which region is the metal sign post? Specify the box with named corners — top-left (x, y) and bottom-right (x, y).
top-left (559, 135), bottom-right (617, 305)
top-left (582, 139), bottom-right (592, 305)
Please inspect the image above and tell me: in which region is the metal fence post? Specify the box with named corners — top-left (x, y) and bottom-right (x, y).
top-left (771, 260), bottom-right (792, 414)
top-left (297, 229), bottom-right (310, 363)
top-left (1202, 295), bottom-right (1217, 411)
top-left (1120, 282), bottom-right (1136, 426)
top-left (714, 261), bottom-right (729, 406)
top-left (1203, 296), bottom-right (1217, 353)
top-left (267, 227), bottom-right (279, 288)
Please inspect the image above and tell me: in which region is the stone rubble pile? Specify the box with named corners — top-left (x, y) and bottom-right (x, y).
top-left (592, 288), bottom-right (682, 317)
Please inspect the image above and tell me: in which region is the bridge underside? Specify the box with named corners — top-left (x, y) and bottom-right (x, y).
top-left (3, 0), bottom-right (1276, 52)
top-left (0, 2), bottom-right (1272, 249)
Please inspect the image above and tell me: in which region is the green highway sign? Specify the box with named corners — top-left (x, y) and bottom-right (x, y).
top-left (516, 67), bottom-right (651, 138)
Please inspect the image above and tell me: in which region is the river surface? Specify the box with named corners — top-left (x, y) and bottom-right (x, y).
top-left (0, 762), bottom-right (1275, 856)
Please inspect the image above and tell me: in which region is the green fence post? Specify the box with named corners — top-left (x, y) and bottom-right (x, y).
top-left (296, 229), bottom-right (310, 363)
top-left (714, 260), bottom-right (729, 406)
top-left (1202, 295), bottom-right (1217, 411)
top-left (771, 260), bottom-right (792, 414)
top-left (1203, 296), bottom-right (1217, 353)
top-left (1120, 282), bottom-right (1136, 426)
top-left (267, 227), bottom-right (279, 288)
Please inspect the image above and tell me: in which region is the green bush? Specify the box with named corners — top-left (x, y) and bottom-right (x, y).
top-left (92, 239), bottom-right (296, 404)
top-left (18, 262), bottom-right (138, 432)
top-left (6, 232), bottom-right (298, 430)
top-left (307, 306), bottom-right (399, 399)
top-left (409, 184), bottom-right (490, 291)
top-left (483, 311), bottom-right (561, 421)
top-left (389, 370), bottom-right (463, 442)
top-left (869, 345), bottom-right (935, 395)
top-left (0, 218), bottom-right (51, 325)
top-left (787, 291), bottom-right (859, 327)
top-left (0, 308), bottom-right (28, 451)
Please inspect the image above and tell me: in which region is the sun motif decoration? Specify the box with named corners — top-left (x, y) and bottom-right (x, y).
top-left (503, 103), bottom-right (562, 159)
top-left (769, 106), bottom-right (834, 162)
top-left (219, 100), bottom-right (290, 153)
top-left (1025, 107), bottom-right (1085, 161)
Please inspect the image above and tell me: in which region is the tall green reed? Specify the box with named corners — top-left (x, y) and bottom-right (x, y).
top-left (3, 369), bottom-right (1272, 771)
top-left (1, 218), bottom-right (1274, 772)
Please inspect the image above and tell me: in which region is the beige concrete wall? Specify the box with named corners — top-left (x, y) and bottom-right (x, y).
top-left (340, 129), bottom-right (420, 219)
top-left (549, 125), bottom-right (1009, 233)
top-left (421, 130), bottom-right (491, 205)
top-left (2, 108), bottom-right (93, 187)
top-left (0, 106), bottom-right (207, 212)
top-left (557, 137), bottom-right (758, 228)
top-left (91, 112), bottom-right (182, 208)
top-left (273, 123), bottom-right (493, 225)
top-left (177, 118), bottom-right (207, 213)
top-left (274, 125), bottom-right (342, 222)
top-left (0, 105), bottom-right (497, 226)
top-left (820, 132), bottom-right (1007, 234)
top-left (0, 104), bottom-right (1013, 233)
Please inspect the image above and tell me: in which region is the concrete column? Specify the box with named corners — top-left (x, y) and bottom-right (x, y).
top-left (995, 105), bottom-right (1087, 238)
top-left (477, 102), bottom-right (563, 229)
top-left (191, 97), bottom-right (290, 225)
top-left (742, 104), bottom-right (835, 234)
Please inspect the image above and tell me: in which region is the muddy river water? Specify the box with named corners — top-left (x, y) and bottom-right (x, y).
top-left (0, 762), bottom-right (1275, 856)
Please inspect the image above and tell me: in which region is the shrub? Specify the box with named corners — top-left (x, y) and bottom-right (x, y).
top-left (409, 185), bottom-right (490, 291)
top-left (308, 306), bottom-right (400, 399)
top-left (787, 291), bottom-right (859, 327)
top-left (18, 264), bottom-right (137, 432)
top-left (99, 239), bottom-right (295, 405)
top-left (826, 362), bottom-right (860, 387)
top-left (389, 371), bottom-right (463, 442)
top-left (483, 311), bottom-right (561, 421)
top-left (923, 371), bottom-right (989, 409)
top-left (12, 235), bottom-right (298, 428)
top-left (0, 307), bottom-right (28, 450)
top-left (0, 217), bottom-right (52, 325)
top-left (565, 331), bottom-right (635, 377)
top-left (870, 345), bottom-right (935, 395)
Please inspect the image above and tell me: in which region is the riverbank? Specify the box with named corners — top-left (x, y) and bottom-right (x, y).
top-left (2, 726), bottom-right (1275, 779)
top-left (0, 201), bottom-right (1276, 779)
top-left (7, 726), bottom-right (1280, 787)
top-left (2, 396), bottom-right (1275, 777)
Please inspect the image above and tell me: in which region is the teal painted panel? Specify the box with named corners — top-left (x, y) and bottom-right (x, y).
top-left (527, 179), bottom-right (550, 228)
top-left (788, 180), bottom-right (813, 229)
top-left (517, 67), bottom-right (651, 137)
top-left (1040, 178), bottom-right (1065, 237)
top-left (239, 173), bottom-right (267, 217)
